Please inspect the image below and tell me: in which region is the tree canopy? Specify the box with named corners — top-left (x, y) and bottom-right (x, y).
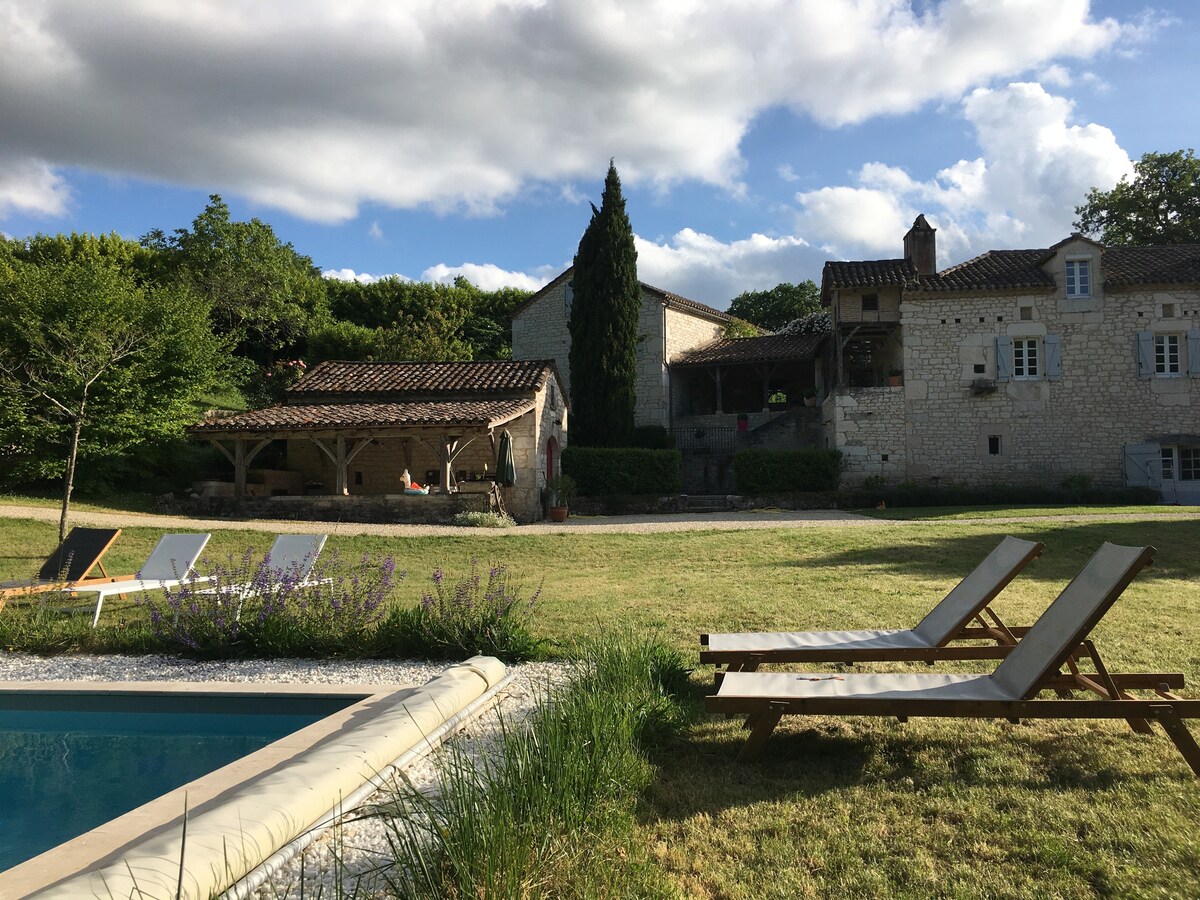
top-left (727, 280), bottom-right (821, 332)
top-left (1074, 149), bottom-right (1200, 246)
top-left (0, 255), bottom-right (225, 537)
top-left (568, 162), bottom-right (641, 447)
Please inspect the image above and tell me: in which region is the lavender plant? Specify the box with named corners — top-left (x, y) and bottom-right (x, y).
top-left (375, 559), bottom-right (544, 661)
top-left (137, 548), bottom-right (400, 658)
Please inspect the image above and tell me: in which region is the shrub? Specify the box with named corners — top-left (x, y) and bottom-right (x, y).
top-left (562, 446), bottom-right (682, 496)
top-left (733, 448), bottom-right (843, 494)
top-left (631, 424), bottom-right (676, 449)
top-left (137, 549), bottom-right (399, 658)
top-left (451, 510), bottom-right (517, 528)
top-left (375, 560), bottom-right (544, 661)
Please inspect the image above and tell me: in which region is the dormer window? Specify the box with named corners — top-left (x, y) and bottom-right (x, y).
top-left (1065, 259), bottom-right (1091, 298)
top-left (861, 293), bottom-right (879, 312)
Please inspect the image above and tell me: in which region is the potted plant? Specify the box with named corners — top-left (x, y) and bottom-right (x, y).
top-left (886, 368), bottom-right (904, 387)
top-left (802, 388), bottom-right (817, 407)
top-left (545, 474), bottom-right (575, 522)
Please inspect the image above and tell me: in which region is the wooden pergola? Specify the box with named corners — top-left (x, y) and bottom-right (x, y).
top-left (189, 399), bottom-right (534, 499)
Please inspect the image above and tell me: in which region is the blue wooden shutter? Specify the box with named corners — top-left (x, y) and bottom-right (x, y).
top-left (1189, 329), bottom-right (1200, 377)
top-left (1044, 335), bottom-right (1062, 380)
top-left (995, 336), bottom-right (1013, 382)
top-left (1135, 331), bottom-right (1154, 379)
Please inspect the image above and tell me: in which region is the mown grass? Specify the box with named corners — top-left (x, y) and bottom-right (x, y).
top-left (2, 511), bottom-right (1199, 895)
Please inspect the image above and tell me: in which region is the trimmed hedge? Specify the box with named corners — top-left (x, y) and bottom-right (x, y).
top-left (562, 446), bottom-right (682, 496)
top-left (732, 448), bottom-right (843, 494)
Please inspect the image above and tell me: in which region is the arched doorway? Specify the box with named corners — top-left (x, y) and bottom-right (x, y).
top-left (545, 436), bottom-right (559, 480)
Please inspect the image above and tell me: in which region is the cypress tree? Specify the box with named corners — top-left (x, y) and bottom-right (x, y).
top-left (568, 161), bottom-right (641, 446)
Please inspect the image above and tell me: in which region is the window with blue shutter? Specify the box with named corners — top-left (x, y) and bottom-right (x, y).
top-left (995, 335), bottom-right (1013, 382)
top-left (1045, 335), bottom-right (1062, 380)
top-left (1189, 329), bottom-right (1200, 378)
top-left (1135, 331), bottom-right (1154, 379)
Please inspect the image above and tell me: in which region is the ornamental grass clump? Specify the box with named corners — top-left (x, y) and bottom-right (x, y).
top-left (375, 560), bottom-right (544, 661)
top-left (138, 549), bottom-right (399, 658)
top-left (380, 633), bottom-right (693, 898)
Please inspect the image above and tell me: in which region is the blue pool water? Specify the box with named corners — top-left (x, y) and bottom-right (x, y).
top-left (0, 691), bottom-right (358, 872)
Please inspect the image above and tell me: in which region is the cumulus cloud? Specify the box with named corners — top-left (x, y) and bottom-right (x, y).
top-left (795, 82), bottom-right (1134, 264)
top-left (635, 229), bottom-right (825, 307)
top-left (0, 153), bottom-right (71, 218)
top-left (0, 0), bottom-right (1143, 222)
top-left (322, 268), bottom-right (407, 284)
top-left (422, 262), bottom-right (558, 292)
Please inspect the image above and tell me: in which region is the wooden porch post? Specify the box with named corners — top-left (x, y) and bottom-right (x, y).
top-left (233, 439), bottom-right (246, 500)
top-left (335, 435), bottom-right (348, 495)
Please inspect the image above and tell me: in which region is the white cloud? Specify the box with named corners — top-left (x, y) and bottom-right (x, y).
top-left (421, 262), bottom-right (558, 292)
top-left (1038, 64), bottom-right (1072, 87)
top-left (793, 82), bottom-right (1134, 264)
top-left (635, 229), bottom-right (825, 306)
top-left (321, 268), bottom-right (407, 284)
top-left (777, 164), bottom-right (800, 183)
top-left (0, 153), bottom-right (71, 219)
top-left (0, 0), bottom-right (1144, 222)
top-left (368, 220), bottom-right (384, 241)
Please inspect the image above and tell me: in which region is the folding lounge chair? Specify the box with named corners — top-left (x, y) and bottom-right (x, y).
top-left (64, 533), bottom-right (214, 627)
top-left (199, 534), bottom-right (329, 613)
top-left (701, 536), bottom-right (1045, 670)
top-left (0, 527), bottom-right (129, 604)
top-left (706, 543), bottom-right (1200, 776)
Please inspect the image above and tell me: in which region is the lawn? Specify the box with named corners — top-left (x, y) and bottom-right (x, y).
top-left (1, 511), bottom-right (1198, 896)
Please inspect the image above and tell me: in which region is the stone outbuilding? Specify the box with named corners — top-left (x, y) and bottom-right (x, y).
top-left (189, 360), bottom-right (568, 522)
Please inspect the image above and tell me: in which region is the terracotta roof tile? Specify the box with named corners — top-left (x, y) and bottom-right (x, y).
top-left (673, 332), bottom-right (826, 366)
top-left (823, 259), bottom-right (917, 289)
top-left (289, 360), bottom-right (555, 398)
top-left (914, 249), bottom-right (1055, 292)
top-left (190, 400), bottom-right (536, 434)
top-left (1103, 244), bottom-right (1200, 285)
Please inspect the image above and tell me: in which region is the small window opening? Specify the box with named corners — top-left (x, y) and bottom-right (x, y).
top-left (881, 454), bottom-right (889, 462)
top-left (354, 471), bottom-right (364, 486)
top-left (861, 293), bottom-right (879, 311)
top-left (1162, 303), bottom-right (1175, 318)
top-left (973, 363), bottom-right (986, 374)
top-left (1020, 306), bottom-right (1033, 321)
top-left (988, 435), bottom-right (1002, 456)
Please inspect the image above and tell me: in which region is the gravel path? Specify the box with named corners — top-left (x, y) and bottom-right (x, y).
top-left (3, 502), bottom-right (1197, 538)
top-left (0, 653), bottom-right (570, 898)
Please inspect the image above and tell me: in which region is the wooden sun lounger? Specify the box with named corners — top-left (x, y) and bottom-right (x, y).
top-left (63, 533), bottom-right (215, 627)
top-left (0, 528), bottom-right (131, 607)
top-left (700, 536), bottom-right (1045, 670)
top-left (706, 543), bottom-right (1200, 776)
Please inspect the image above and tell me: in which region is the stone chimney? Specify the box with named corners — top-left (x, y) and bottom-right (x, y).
top-left (903, 214), bottom-right (937, 277)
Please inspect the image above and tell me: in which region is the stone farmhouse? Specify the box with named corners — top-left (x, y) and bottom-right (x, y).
top-left (822, 216), bottom-right (1200, 503)
top-left (512, 267), bottom-right (828, 490)
top-left (190, 359), bottom-right (567, 522)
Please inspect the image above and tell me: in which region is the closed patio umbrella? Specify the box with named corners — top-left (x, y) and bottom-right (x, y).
top-left (496, 429), bottom-right (517, 487)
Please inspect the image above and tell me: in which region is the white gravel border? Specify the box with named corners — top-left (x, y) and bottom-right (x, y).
top-left (0, 653), bottom-right (571, 898)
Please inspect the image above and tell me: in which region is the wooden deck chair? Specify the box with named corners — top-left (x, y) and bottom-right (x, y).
top-left (0, 528), bottom-right (130, 606)
top-left (198, 534), bottom-right (329, 616)
top-left (700, 536), bottom-right (1045, 671)
top-left (706, 542), bottom-right (1200, 776)
top-left (63, 533), bottom-right (214, 627)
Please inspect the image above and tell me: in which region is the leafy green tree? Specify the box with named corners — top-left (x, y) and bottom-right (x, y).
top-left (0, 257), bottom-right (225, 539)
top-left (727, 281), bottom-right (820, 332)
top-left (1074, 149), bottom-right (1200, 245)
top-left (568, 162), bottom-right (641, 447)
top-left (143, 195), bottom-right (328, 363)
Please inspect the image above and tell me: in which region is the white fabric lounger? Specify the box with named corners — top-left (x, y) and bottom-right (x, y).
top-left (64, 533), bottom-right (214, 627)
top-left (700, 536), bottom-right (1044, 669)
top-left (706, 542), bottom-right (1200, 777)
top-left (199, 534), bottom-right (329, 613)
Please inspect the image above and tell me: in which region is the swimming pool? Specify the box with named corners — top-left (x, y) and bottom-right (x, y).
top-left (0, 690), bottom-right (358, 872)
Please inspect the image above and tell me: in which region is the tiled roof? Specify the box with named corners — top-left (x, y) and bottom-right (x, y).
top-left (190, 399), bottom-right (536, 434)
top-left (823, 259), bottom-right (917, 289)
top-left (511, 266), bottom-right (734, 324)
top-left (914, 249), bottom-right (1055, 292)
top-left (673, 332), bottom-right (826, 366)
top-left (288, 360), bottom-right (555, 398)
top-left (1103, 245), bottom-right (1200, 285)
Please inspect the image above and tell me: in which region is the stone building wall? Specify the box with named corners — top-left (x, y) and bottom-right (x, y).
top-left (826, 387), bottom-right (907, 484)
top-left (512, 281), bottom-right (572, 391)
top-left (861, 248), bottom-right (1200, 487)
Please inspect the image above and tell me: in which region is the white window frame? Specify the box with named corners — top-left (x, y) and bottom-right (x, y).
top-left (1012, 338), bottom-right (1040, 379)
top-left (1161, 447), bottom-right (1176, 481)
top-left (1154, 333), bottom-right (1182, 376)
top-left (1181, 447), bottom-right (1200, 482)
top-left (1065, 258), bottom-right (1092, 298)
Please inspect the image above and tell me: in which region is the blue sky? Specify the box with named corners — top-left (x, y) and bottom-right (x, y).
top-left (1, 1), bottom-right (1196, 307)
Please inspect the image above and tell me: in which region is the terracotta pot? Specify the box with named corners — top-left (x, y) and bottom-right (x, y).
top-left (886, 375), bottom-right (903, 387)
top-left (549, 506), bottom-right (569, 522)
